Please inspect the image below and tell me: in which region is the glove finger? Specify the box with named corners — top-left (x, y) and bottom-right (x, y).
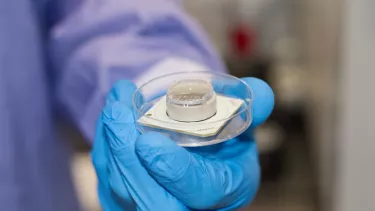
top-left (107, 149), bottom-right (137, 209)
top-left (241, 77), bottom-right (274, 129)
top-left (214, 77), bottom-right (274, 129)
top-left (91, 114), bottom-right (107, 183)
top-left (189, 77), bottom-right (274, 157)
top-left (135, 132), bottom-right (259, 209)
top-left (93, 80), bottom-right (138, 209)
top-left (212, 78), bottom-right (247, 99)
top-left (106, 80), bottom-right (137, 106)
top-left (91, 115), bottom-right (125, 211)
top-left (133, 78), bottom-right (270, 209)
top-left (103, 101), bottom-right (188, 211)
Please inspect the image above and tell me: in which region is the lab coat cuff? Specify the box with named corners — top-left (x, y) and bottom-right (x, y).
top-left (133, 57), bottom-right (210, 87)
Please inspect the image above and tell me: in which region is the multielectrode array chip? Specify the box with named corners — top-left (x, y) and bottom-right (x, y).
top-left (134, 71), bottom-right (253, 147)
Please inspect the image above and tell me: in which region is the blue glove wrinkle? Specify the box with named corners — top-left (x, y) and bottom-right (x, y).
top-left (99, 101), bottom-right (138, 208)
top-left (202, 157), bottom-right (244, 209)
top-left (92, 113), bottom-right (130, 211)
top-left (91, 82), bottom-right (138, 211)
top-left (108, 150), bottom-right (137, 209)
top-left (93, 78), bottom-right (274, 211)
top-left (106, 80), bottom-right (137, 106)
top-left (111, 188), bottom-right (136, 210)
top-left (103, 102), bottom-right (138, 152)
top-left (241, 78), bottom-right (274, 129)
top-left (136, 132), bottom-right (240, 209)
top-left (225, 143), bottom-right (261, 208)
top-left (215, 193), bottom-right (253, 211)
top-left (136, 133), bottom-right (193, 184)
top-left (91, 117), bottom-right (108, 176)
top-left (97, 183), bottom-right (124, 211)
top-left (104, 101), bottom-right (188, 211)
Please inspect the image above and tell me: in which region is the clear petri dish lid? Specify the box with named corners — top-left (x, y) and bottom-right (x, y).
top-left (132, 71), bottom-right (253, 147)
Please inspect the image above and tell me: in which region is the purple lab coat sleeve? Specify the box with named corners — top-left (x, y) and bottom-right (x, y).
top-left (49, 0), bottom-right (226, 142)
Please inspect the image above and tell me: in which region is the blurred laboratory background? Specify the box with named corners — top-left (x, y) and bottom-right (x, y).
top-left (68, 0), bottom-right (374, 211)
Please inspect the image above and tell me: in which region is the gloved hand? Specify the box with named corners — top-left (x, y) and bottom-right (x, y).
top-left (91, 77), bottom-right (274, 210)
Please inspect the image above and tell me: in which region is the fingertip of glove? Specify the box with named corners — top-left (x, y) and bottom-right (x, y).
top-left (241, 77), bottom-right (275, 127)
top-left (112, 80), bottom-right (137, 93)
top-left (241, 77), bottom-right (274, 100)
top-left (102, 101), bottom-right (134, 124)
top-left (107, 80), bottom-right (137, 104)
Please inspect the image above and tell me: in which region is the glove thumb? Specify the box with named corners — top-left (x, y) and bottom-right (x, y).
top-left (135, 132), bottom-right (191, 183)
top-left (135, 132), bottom-right (238, 209)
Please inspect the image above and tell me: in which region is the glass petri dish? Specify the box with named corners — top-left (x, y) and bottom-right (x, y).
top-left (132, 71), bottom-right (253, 147)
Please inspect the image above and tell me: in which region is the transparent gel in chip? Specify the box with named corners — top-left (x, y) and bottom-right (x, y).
top-left (166, 79), bottom-right (217, 122)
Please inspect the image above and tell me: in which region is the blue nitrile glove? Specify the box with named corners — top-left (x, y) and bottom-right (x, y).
top-left (91, 81), bottom-right (188, 211)
top-left (91, 78), bottom-right (274, 210)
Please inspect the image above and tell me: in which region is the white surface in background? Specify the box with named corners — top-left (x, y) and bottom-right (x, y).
top-left (255, 121), bottom-right (285, 153)
top-left (72, 153), bottom-right (100, 211)
top-left (271, 64), bottom-right (307, 107)
top-left (333, 0), bottom-right (375, 211)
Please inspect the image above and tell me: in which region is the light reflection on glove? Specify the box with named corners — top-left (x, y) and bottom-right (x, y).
top-left (91, 78), bottom-right (274, 210)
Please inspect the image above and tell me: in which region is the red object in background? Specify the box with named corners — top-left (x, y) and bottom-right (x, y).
top-left (229, 24), bottom-right (256, 58)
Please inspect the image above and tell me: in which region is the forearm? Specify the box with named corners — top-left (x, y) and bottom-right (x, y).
top-left (49, 3), bottom-right (260, 209)
top-left (49, 0), bottom-right (226, 142)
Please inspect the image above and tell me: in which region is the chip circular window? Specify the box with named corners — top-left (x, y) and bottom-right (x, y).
top-left (166, 79), bottom-right (217, 122)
